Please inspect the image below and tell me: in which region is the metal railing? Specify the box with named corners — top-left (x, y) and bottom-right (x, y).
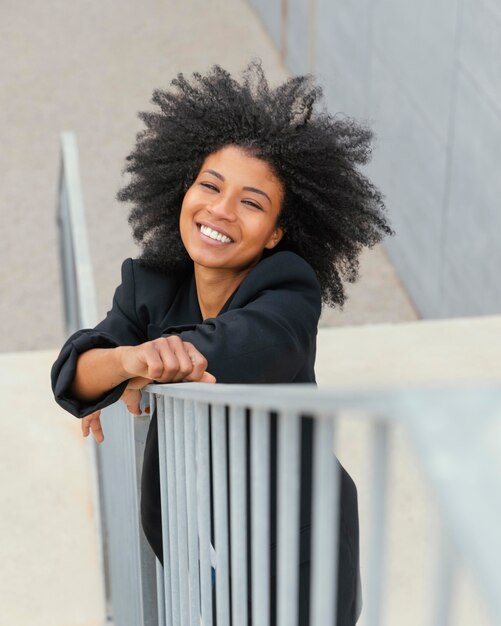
top-left (56, 132), bottom-right (112, 620)
top-left (57, 132), bottom-right (501, 626)
top-left (98, 382), bottom-right (501, 626)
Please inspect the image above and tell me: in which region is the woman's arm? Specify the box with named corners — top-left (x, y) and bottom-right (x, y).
top-left (71, 336), bottom-right (217, 444)
top-left (69, 346), bottom-right (130, 402)
top-left (69, 338), bottom-right (216, 403)
top-left (51, 258), bottom-right (215, 417)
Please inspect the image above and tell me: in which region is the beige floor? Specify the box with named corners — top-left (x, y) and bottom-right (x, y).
top-left (0, 350), bottom-right (105, 626)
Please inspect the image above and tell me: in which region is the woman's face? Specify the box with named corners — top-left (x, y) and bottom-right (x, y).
top-left (179, 145), bottom-right (284, 273)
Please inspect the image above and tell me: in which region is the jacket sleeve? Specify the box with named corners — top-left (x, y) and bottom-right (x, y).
top-left (166, 252), bottom-right (322, 384)
top-left (50, 258), bottom-right (146, 418)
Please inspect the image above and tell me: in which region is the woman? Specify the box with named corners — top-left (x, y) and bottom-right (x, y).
top-left (51, 59), bottom-right (394, 625)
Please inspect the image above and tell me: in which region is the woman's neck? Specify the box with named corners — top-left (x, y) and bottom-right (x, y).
top-left (194, 264), bottom-right (252, 320)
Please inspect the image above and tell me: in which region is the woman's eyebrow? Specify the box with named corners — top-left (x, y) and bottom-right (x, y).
top-left (244, 186), bottom-right (271, 204)
top-left (202, 169), bottom-right (272, 204)
top-left (202, 168), bottom-right (225, 182)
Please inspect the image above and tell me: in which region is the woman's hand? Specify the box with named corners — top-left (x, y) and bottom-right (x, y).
top-left (119, 376), bottom-right (151, 416)
top-left (117, 335), bottom-right (216, 385)
top-left (81, 338), bottom-right (215, 443)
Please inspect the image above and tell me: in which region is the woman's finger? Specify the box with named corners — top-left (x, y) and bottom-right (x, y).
top-left (89, 415), bottom-right (104, 443)
top-left (167, 336), bottom-right (195, 382)
top-left (143, 339), bottom-right (172, 381)
top-left (81, 411), bottom-right (104, 443)
top-left (182, 342), bottom-right (210, 382)
top-left (120, 388), bottom-right (142, 415)
top-left (153, 337), bottom-right (185, 381)
top-left (81, 419), bottom-right (89, 438)
top-left (81, 411), bottom-right (98, 437)
top-left (182, 370), bottom-right (216, 384)
top-left (199, 371), bottom-right (217, 383)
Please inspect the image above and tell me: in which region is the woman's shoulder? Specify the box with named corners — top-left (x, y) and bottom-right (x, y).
top-left (119, 257), bottom-right (189, 289)
top-left (247, 250), bottom-right (321, 293)
top-left (118, 257), bottom-right (190, 320)
top-left (220, 250), bottom-right (321, 318)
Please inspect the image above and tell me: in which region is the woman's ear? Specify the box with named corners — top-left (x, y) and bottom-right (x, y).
top-left (265, 226), bottom-right (285, 249)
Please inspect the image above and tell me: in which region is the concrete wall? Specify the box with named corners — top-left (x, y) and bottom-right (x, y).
top-left (248, 0), bottom-right (282, 49)
top-left (248, 0), bottom-right (501, 319)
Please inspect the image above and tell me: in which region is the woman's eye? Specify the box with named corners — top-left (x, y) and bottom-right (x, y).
top-left (242, 200), bottom-right (263, 210)
top-left (200, 182), bottom-right (219, 191)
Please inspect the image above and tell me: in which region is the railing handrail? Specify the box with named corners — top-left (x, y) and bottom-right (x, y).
top-left (145, 380), bottom-right (501, 416)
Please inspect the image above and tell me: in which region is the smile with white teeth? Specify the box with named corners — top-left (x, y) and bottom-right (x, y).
top-left (199, 224), bottom-right (233, 243)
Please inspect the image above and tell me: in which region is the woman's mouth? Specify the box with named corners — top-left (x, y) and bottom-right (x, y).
top-left (197, 223), bottom-right (234, 244)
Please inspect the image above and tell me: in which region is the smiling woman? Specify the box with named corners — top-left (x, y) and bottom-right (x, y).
top-left (50, 58), bottom-right (394, 626)
top-left (180, 145), bottom-right (285, 319)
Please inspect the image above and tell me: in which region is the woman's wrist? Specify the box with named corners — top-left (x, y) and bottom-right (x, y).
top-left (114, 345), bottom-right (134, 382)
top-left (70, 346), bottom-right (133, 402)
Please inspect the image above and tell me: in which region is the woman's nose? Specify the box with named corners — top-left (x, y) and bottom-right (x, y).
top-left (208, 194), bottom-right (237, 220)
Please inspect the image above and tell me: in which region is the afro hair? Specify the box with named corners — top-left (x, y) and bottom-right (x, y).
top-left (117, 58), bottom-right (395, 309)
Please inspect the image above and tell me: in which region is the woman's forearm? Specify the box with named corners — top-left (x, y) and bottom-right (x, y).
top-left (68, 337), bottom-right (216, 403)
top-left (70, 346), bottom-right (131, 402)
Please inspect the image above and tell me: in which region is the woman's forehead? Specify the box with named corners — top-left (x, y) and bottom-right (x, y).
top-left (198, 145), bottom-right (284, 197)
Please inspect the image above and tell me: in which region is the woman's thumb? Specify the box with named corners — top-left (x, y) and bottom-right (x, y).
top-left (200, 371), bottom-right (217, 384)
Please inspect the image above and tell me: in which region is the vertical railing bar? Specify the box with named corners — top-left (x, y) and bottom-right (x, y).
top-left (429, 521), bottom-right (456, 626)
top-left (147, 392), bottom-right (166, 626)
top-left (130, 406), bottom-right (141, 623)
top-left (156, 559), bottom-right (166, 626)
top-left (149, 393), bottom-right (167, 626)
top-left (211, 403), bottom-right (231, 626)
top-left (109, 400), bottom-right (142, 625)
top-left (135, 393), bottom-right (160, 626)
top-left (129, 403), bottom-right (139, 624)
top-left (128, 411), bottom-right (145, 625)
top-left (122, 406), bottom-right (132, 622)
top-left (229, 405), bottom-right (248, 626)
top-left (251, 407), bottom-right (270, 626)
top-left (184, 399), bottom-right (201, 623)
top-left (277, 409), bottom-right (301, 626)
top-left (164, 397), bottom-right (181, 626)
top-left (310, 414), bottom-right (339, 626)
top-left (196, 401), bottom-right (213, 626)
top-left (173, 398), bottom-right (190, 626)
top-left (156, 395), bottom-right (173, 626)
top-left (364, 418), bottom-right (391, 626)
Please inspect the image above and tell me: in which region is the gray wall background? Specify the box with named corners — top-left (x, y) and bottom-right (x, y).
top-left (248, 0), bottom-right (501, 319)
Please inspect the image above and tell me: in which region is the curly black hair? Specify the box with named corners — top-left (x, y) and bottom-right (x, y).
top-left (117, 58), bottom-right (395, 309)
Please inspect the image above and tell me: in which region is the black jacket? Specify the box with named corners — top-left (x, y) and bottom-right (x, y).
top-left (51, 250), bottom-right (361, 625)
